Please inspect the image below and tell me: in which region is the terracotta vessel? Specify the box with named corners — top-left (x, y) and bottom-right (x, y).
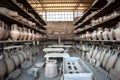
top-left (20, 51), bottom-right (27, 60)
top-left (24, 50), bottom-right (30, 60)
top-left (45, 60), bottom-right (58, 78)
top-left (99, 49), bottom-right (107, 63)
top-left (5, 58), bottom-right (15, 74)
top-left (10, 24), bottom-right (20, 40)
top-left (11, 55), bottom-right (20, 67)
top-left (92, 46), bottom-right (98, 59)
top-left (23, 28), bottom-right (28, 40)
top-left (39, 34), bottom-right (42, 40)
top-left (106, 51), bottom-right (119, 71)
top-left (102, 50), bottom-right (112, 68)
top-left (35, 34), bottom-right (42, 40)
top-left (91, 30), bottom-right (97, 40)
top-left (31, 30), bottom-right (35, 40)
top-left (0, 21), bottom-right (5, 40)
top-left (7, 9), bottom-right (18, 17)
top-left (0, 60), bottom-right (7, 78)
top-left (27, 29), bottom-right (32, 40)
top-left (19, 27), bottom-right (24, 40)
top-left (3, 24), bottom-right (9, 40)
top-left (95, 49), bottom-right (102, 61)
top-left (86, 31), bottom-right (91, 40)
top-left (97, 27), bottom-right (103, 40)
top-left (102, 28), bottom-right (109, 40)
top-left (17, 53), bottom-right (25, 64)
top-left (114, 22), bottom-right (120, 40)
top-left (89, 45), bottom-right (95, 58)
top-left (114, 55), bottom-right (120, 72)
top-left (108, 28), bottom-right (114, 40)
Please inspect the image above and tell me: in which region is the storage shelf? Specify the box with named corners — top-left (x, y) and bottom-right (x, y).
top-left (0, 40), bottom-right (34, 44)
top-left (0, 13), bottom-right (46, 34)
top-left (1, 0), bottom-right (46, 30)
top-left (95, 0), bottom-right (120, 17)
top-left (74, 0), bottom-right (106, 25)
top-left (75, 14), bottom-right (120, 34)
top-left (80, 40), bottom-right (120, 44)
top-left (17, 0), bottom-right (46, 26)
top-left (74, 0), bottom-right (120, 30)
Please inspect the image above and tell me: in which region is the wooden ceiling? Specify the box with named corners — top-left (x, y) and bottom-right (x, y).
top-left (28, 0), bottom-right (95, 12)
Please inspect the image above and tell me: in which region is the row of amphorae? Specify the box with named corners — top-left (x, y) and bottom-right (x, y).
top-left (0, 46), bottom-right (40, 79)
top-left (0, 20), bottom-right (46, 41)
top-left (80, 44), bottom-right (120, 73)
top-left (77, 22), bottom-right (120, 41)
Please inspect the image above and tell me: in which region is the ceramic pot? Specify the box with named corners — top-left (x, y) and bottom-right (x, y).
top-left (27, 29), bottom-right (32, 40)
top-left (17, 53), bottom-right (25, 64)
top-left (86, 31), bottom-right (91, 40)
top-left (7, 9), bottom-right (18, 17)
top-left (24, 50), bottom-right (30, 60)
top-left (0, 60), bottom-right (7, 78)
top-left (95, 49), bottom-right (102, 61)
top-left (92, 46), bottom-right (98, 59)
top-left (3, 24), bottom-right (9, 40)
top-left (31, 30), bottom-right (35, 40)
top-left (106, 51), bottom-right (119, 71)
top-left (114, 55), bottom-right (120, 72)
top-left (102, 50), bottom-right (112, 68)
top-left (10, 24), bottom-right (20, 40)
top-left (19, 28), bottom-right (24, 40)
top-left (114, 22), bottom-right (120, 40)
top-left (45, 60), bottom-right (58, 78)
top-left (20, 51), bottom-right (27, 60)
top-left (23, 28), bottom-right (28, 40)
top-left (99, 49), bottom-right (107, 63)
top-left (108, 28), bottom-right (114, 40)
top-left (5, 58), bottom-right (15, 74)
top-left (102, 28), bottom-right (109, 40)
top-left (91, 30), bottom-right (97, 40)
top-left (89, 45), bottom-right (95, 58)
top-left (97, 27), bottom-right (103, 40)
top-left (11, 55), bottom-right (20, 67)
top-left (0, 21), bottom-right (5, 40)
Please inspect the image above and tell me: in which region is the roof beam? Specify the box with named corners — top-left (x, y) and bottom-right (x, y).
top-left (30, 2), bottom-right (92, 4)
top-left (36, 9), bottom-right (86, 11)
top-left (38, 0), bottom-right (46, 11)
top-left (74, 0), bottom-right (83, 12)
top-left (33, 6), bottom-right (90, 8)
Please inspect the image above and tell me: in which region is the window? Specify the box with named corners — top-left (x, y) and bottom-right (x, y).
top-left (39, 12), bottom-right (74, 21)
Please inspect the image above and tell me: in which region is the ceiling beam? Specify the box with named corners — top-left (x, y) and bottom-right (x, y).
top-left (30, 2), bottom-right (92, 4)
top-left (36, 9), bottom-right (87, 11)
top-left (33, 6), bottom-right (90, 8)
top-left (38, 0), bottom-right (46, 11)
top-left (74, 0), bottom-right (85, 12)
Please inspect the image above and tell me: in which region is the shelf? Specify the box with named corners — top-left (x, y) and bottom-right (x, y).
top-left (0, 40), bottom-right (34, 44)
top-left (3, 45), bottom-right (23, 49)
top-left (0, 13), bottom-right (46, 34)
top-left (95, 0), bottom-right (120, 17)
top-left (0, 0), bottom-right (46, 30)
top-left (74, 0), bottom-right (120, 30)
top-left (74, 15), bottom-right (95, 30)
top-left (75, 14), bottom-right (120, 34)
top-left (80, 40), bottom-right (120, 44)
top-left (17, 0), bottom-right (46, 26)
top-left (74, 0), bottom-right (106, 25)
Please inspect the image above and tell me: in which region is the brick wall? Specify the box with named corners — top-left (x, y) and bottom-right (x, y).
top-left (46, 21), bottom-right (74, 39)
